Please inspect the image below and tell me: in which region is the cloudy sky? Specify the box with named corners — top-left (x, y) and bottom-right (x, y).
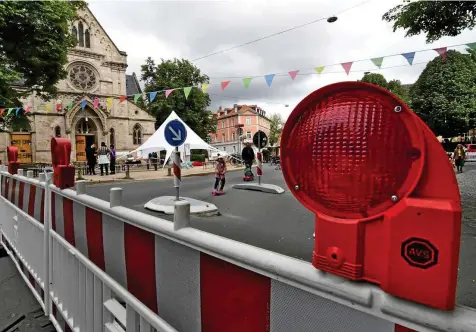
top-left (89, 0), bottom-right (475, 119)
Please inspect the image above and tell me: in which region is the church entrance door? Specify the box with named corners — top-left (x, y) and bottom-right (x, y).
top-left (75, 135), bottom-right (87, 162)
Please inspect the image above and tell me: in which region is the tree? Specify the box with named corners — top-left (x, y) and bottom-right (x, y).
top-left (359, 73), bottom-right (410, 104)
top-left (410, 50), bottom-right (476, 137)
top-left (140, 57), bottom-right (216, 138)
top-left (268, 113), bottom-right (283, 147)
top-left (383, 1), bottom-right (476, 43)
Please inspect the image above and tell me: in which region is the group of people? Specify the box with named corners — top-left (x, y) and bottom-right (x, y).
top-left (86, 142), bottom-right (116, 176)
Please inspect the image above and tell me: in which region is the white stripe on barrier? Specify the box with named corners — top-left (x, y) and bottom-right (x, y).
top-left (72, 200), bottom-right (88, 257)
top-left (54, 193), bottom-right (65, 237)
top-left (103, 214), bottom-right (127, 288)
top-left (34, 185), bottom-right (42, 221)
top-left (22, 182), bottom-right (30, 214)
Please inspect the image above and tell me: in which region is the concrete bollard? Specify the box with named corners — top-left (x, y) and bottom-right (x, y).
top-left (173, 200), bottom-right (190, 231)
top-left (110, 187), bottom-right (123, 208)
top-left (26, 170), bottom-right (33, 178)
top-left (39, 173), bottom-right (46, 183)
top-left (76, 180), bottom-right (87, 195)
top-left (17, 169), bottom-right (24, 177)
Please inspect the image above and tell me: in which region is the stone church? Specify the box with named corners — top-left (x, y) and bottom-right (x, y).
top-left (4, 6), bottom-right (155, 163)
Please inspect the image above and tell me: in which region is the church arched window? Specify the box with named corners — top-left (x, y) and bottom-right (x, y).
top-left (72, 26), bottom-right (78, 45)
top-left (110, 128), bottom-right (115, 146)
top-left (133, 124), bottom-right (143, 145)
top-left (55, 126), bottom-right (61, 137)
top-left (85, 29), bottom-right (90, 48)
top-left (78, 21), bottom-right (84, 47)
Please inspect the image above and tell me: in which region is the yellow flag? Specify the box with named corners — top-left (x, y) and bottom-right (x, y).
top-left (45, 103), bottom-right (52, 112)
top-left (201, 83), bottom-right (210, 93)
top-left (106, 97), bottom-right (113, 110)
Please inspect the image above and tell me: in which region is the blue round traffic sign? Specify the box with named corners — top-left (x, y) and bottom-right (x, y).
top-left (164, 119), bottom-right (187, 147)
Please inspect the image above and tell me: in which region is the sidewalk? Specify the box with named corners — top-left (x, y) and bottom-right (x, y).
top-left (80, 165), bottom-right (245, 184)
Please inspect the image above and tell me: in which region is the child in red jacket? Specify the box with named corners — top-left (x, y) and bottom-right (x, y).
top-left (213, 157), bottom-right (227, 195)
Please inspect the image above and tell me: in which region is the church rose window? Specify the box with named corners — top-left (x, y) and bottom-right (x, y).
top-left (69, 63), bottom-right (97, 91)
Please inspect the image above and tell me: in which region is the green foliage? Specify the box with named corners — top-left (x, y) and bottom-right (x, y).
top-left (410, 50), bottom-right (476, 137)
top-left (268, 113), bottom-right (283, 147)
top-left (191, 153), bottom-right (205, 162)
top-left (359, 73), bottom-right (410, 104)
top-left (0, 0), bottom-right (86, 105)
top-left (383, 1), bottom-right (476, 43)
top-left (140, 57), bottom-right (216, 138)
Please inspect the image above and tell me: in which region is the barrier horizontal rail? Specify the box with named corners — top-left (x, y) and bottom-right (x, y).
top-left (1, 166), bottom-right (476, 332)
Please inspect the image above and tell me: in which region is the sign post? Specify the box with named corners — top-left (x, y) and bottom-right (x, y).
top-left (164, 119), bottom-right (187, 201)
top-left (253, 130), bottom-right (267, 185)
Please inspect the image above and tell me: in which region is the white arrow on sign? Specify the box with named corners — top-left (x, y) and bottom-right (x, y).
top-left (168, 126), bottom-right (182, 141)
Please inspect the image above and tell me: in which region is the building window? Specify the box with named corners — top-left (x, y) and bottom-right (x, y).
top-left (133, 124), bottom-right (143, 145)
top-left (231, 118), bottom-right (234, 126)
top-left (78, 21), bottom-right (84, 47)
top-left (233, 146), bottom-right (236, 152)
top-left (232, 132), bottom-right (235, 141)
top-left (221, 121), bottom-right (225, 129)
top-left (222, 133), bottom-right (225, 142)
top-left (246, 117), bottom-right (251, 125)
top-left (68, 62), bottom-right (97, 91)
top-left (72, 26), bottom-right (78, 44)
top-left (85, 29), bottom-right (91, 48)
top-left (246, 131), bottom-right (252, 139)
top-left (110, 128), bottom-right (115, 146)
top-left (55, 126), bottom-right (61, 137)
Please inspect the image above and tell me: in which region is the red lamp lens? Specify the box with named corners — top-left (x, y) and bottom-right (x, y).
top-left (282, 83), bottom-right (424, 219)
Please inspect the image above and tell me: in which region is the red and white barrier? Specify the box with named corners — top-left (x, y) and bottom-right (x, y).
top-left (1, 167), bottom-right (476, 332)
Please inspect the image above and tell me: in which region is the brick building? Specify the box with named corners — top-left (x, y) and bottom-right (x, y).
top-left (208, 104), bottom-right (271, 154)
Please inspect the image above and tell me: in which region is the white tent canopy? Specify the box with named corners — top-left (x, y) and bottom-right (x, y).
top-left (132, 111), bottom-right (222, 165)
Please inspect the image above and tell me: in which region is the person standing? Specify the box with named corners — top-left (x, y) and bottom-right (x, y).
top-left (109, 144), bottom-right (116, 175)
top-left (98, 142), bottom-right (110, 176)
top-left (151, 151), bottom-right (158, 171)
top-left (86, 144), bottom-right (97, 175)
top-left (241, 142), bottom-right (255, 169)
top-left (454, 144), bottom-right (466, 173)
top-left (213, 157), bottom-right (227, 195)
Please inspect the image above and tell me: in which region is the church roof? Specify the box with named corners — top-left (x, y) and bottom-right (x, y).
top-left (126, 73), bottom-right (142, 95)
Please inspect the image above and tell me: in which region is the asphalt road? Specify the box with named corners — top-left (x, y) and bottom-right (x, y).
top-left (86, 163), bottom-right (476, 309)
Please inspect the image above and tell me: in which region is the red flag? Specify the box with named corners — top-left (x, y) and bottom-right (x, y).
top-left (434, 47), bottom-right (447, 59)
top-left (93, 97), bottom-right (99, 108)
top-left (221, 81), bottom-right (231, 91)
top-left (56, 103), bottom-right (62, 112)
top-left (25, 106), bottom-right (32, 114)
top-left (119, 95), bottom-right (127, 103)
top-left (0, 109), bottom-right (5, 117)
top-left (288, 70), bottom-right (299, 80)
top-left (341, 62), bottom-right (353, 75)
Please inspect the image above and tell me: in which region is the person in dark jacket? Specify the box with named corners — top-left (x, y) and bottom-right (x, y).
top-left (86, 144), bottom-right (97, 175)
top-left (241, 142), bottom-right (255, 168)
top-left (109, 144), bottom-right (116, 174)
top-left (151, 151), bottom-right (158, 171)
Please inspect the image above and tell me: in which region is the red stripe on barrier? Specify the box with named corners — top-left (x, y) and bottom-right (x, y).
top-left (395, 325), bottom-right (417, 332)
top-left (65, 323), bottom-right (73, 332)
top-left (28, 271), bottom-right (35, 286)
top-left (28, 185), bottom-right (36, 218)
top-left (51, 192), bottom-right (56, 231)
top-left (63, 198), bottom-right (75, 246)
top-left (173, 163), bottom-right (181, 180)
top-left (40, 188), bottom-right (45, 224)
top-left (85, 207), bottom-right (105, 270)
top-left (11, 179), bottom-right (16, 203)
top-left (200, 253), bottom-right (271, 332)
top-left (124, 223), bottom-right (158, 313)
top-left (4, 178), bottom-right (9, 200)
top-left (18, 181), bottom-right (24, 210)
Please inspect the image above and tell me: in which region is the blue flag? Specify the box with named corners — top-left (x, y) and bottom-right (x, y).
top-left (80, 100), bottom-right (87, 111)
top-left (264, 74), bottom-right (275, 87)
top-left (15, 107), bottom-right (21, 116)
top-left (149, 91), bottom-right (158, 103)
top-left (402, 52), bottom-right (415, 65)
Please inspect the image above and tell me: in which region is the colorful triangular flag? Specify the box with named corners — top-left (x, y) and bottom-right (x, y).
top-left (221, 81), bottom-right (231, 91)
top-left (201, 84), bottom-right (210, 93)
top-left (165, 89), bottom-right (174, 98)
top-left (371, 57), bottom-right (384, 69)
top-left (119, 95), bottom-right (127, 103)
top-left (93, 98), bottom-right (99, 108)
top-left (7, 108), bottom-right (14, 115)
top-left (184, 87), bottom-right (192, 99)
top-left (133, 93), bottom-right (141, 103)
top-left (106, 97), bottom-right (113, 110)
top-left (149, 91), bottom-right (157, 103)
top-left (67, 102), bottom-right (73, 110)
top-left (56, 102), bottom-right (62, 112)
top-left (467, 42), bottom-right (476, 50)
top-left (402, 52), bottom-right (415, 65)
top-left (0, 109), bottom-right (5, 117)
top-left (46, 104), bottom-right (51, 112)
top-left (288, 70), bottom-right (299, 80)
top-left (434, 47), bottom-right (447, 59)
top-left (80, 100), bottom-right (87, 111)
top-left (315, 66), bottom-right (325, 74)
top-left (15, 107), bottom-right (21, 116)
top-left (341, 62), bottom-right (353, 75)
top-left (25, 106), bottom-right (32, 114)
top-left (242, 77), bottom-right (252, 88)
top-left (264, 74), bottom-right (275, 87)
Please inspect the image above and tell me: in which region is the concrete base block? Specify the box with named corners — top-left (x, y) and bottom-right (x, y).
top-left (144, 196), bottom-right (218, 215)
top-left (232, 183), bottom-right (285, 194)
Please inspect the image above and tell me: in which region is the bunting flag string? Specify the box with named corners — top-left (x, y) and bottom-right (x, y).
top-left (2, 41), bottom-right (473, 118)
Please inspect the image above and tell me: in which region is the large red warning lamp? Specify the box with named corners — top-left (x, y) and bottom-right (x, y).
top-left (281, 82), bottom-right (461, 310)
top-left (7, 145), bottom-right (19, 174)
top-left (51, 137), bottom-right (75, 189)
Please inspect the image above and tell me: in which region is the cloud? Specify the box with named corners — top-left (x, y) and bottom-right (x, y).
top-left (88, 0), bottom-right (475, 119)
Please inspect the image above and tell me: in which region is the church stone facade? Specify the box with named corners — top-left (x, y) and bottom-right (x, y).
top-left (6, 6), bottom-right (155, 163)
